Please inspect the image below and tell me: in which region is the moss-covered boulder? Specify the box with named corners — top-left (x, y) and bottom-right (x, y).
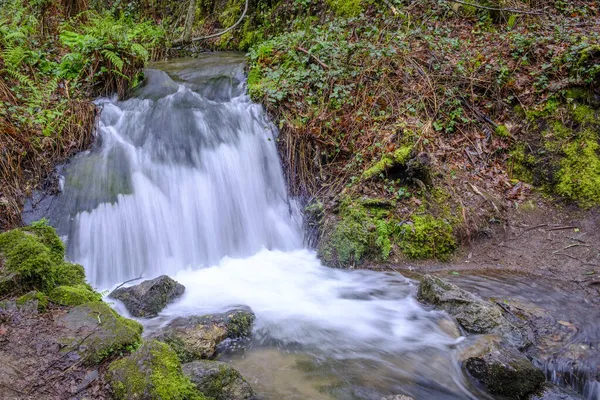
top-left (57, 301), bottom-right (143, 365)
top-left (182, 360), bottom-right (254, 400)
top-left (150, 308), bottom-right (255, 362)
top-left (0, 223), bottom-right (91, 296)
top-left (418, 275), bottom-right (527, 349)
top-left (16, 291), bottom-right (49, 313)
top-left (464, 339), bottom-right (545, 398)
top-left (110, 275), bottom-right (185, 318)
top-left (107, 340), bottom-right (205, 400)
top-left (49, 285), bottom-right (102, 306)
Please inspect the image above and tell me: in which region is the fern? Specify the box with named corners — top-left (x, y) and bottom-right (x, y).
top-left (101, 49), bottom-right (124, 71)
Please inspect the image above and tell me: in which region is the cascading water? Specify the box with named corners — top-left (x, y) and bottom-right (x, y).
top-left (40, 54), bottom-right (597, 399)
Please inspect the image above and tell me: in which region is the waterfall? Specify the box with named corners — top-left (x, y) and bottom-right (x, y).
top-left (51, 55), bottom-right (302, 288)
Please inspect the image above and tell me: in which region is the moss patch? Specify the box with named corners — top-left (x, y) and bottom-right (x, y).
top-left (16, 291), bottom-right (49, 313)
top-left (0, 222), bottom-right (90, 296)
top-left (58, 301), bottom-right (143, 365)
top-left (362, 145), bottom-right (414, 180)
top-left (398, 214), bottom-right (457, 261)
top-left (326, 0), bottom-right (363, 17)
top-left (512, 94), bottom-right (600, 207)
top-left (108, 340), bottom-right (205, 400)
top-left (49, 285), bottom-right (102, 306)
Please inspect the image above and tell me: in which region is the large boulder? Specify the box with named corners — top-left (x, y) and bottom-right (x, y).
top-left (463, 338), bottom-right (545, 399)
top-left (109, 275), bottom-right (185, 318)
top-left (183, 360), bottom-right (254, 400)
top-left (150, 308), bottom-right (255, 362)
top-left (57, 301), bottom-right (143, 365)
top-left (418, 275), bottom-right (527, 349)
top-left (107, 340), bottom-right (203, 400)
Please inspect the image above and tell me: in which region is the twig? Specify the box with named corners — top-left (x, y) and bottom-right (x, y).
top-left (553, 253), bottom-right (599, 267)
top-left (112, 275), bottom-right (144, 292)
top-left (546, 226), bottom-right (577, 231)
top-left (297, 47), bottom-right (330, 70)
top-left (563, 244), bottom-right (590, 250)
top-left (524, 224), bottom-right (548, 232)
top-left (445, 0), bottom-right (546, 15)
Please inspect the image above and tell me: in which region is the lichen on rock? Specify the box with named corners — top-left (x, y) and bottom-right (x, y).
top-left (107, 339), bottom-right (204, 400)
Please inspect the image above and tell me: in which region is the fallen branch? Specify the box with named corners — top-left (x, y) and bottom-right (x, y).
top-left (174, 0), bottom-right (249, 44)
top-left (546, 226), bottom-right (578, 231)
top-left (112, 275), bottom-right (144, 292)
top-left (446, 0), bottom-right (546, 15)
top-left (297, 47), bottom-right (330, 70)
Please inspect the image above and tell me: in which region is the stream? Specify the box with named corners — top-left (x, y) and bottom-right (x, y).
top-left (36, 53), bottom-right (598, 399)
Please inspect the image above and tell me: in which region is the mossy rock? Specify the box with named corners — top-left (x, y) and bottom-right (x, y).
top-left (16, 291), bottom-right (49, 313)
top-left (183, 360), bottom-right (254, 400)
top-left (418, 275), bottom-right (527, 349)
top-left (151, 308), bottom-right (255, 363)
top-left (107, 339), bottom-right (205, 400)
top-left (0, 223), bottom-right (89, 296)
top-left (57, 301), bottom-right (143, 365)
top-left (49, 285), bottom-right (102, 306)
top-left (465, 339), bottom-right (545, 398)
top-left (110, 275), bottom-right (185, 318)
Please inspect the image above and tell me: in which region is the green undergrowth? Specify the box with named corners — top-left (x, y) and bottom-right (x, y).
top-left (17, 290), bottom-right (49, 312)
top-left (511, 91), bottom-right (600, 208)
top-left (108, 340), bottom-right (205, 400)
top-left (318, 195), bottom-right (457, 267)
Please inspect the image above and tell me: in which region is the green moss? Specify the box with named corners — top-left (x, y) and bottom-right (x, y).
top-left (226, 310), bottom-right (255, 338)
top-left (0, 223), bottom-right (89, 296)
top-left (108, 340), bottom-right (204, 400)
top-left (326, 0), bottom-right (363, 17)
top-left (16, 291), bottom-right (49, 313)
top-left (62, 301), bottom-right (143, 365)
top-left (398, 215), bottom-right (457, 260)
top-left (362, 145), bottom-right (413, 180)
top-left (510, 143), bottom-right (536, 183)
top-left (318, 199), bottom-right (398, 267)
top-left (555, 135), bottom-right (600, 208)
top-left (201, 363), bottom-right (241, 399)
top-left (49, 285), bottom-right (102, 306)
top-left (494, 124), bottom-right (510, 137)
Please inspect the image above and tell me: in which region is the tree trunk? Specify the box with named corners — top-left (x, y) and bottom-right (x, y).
top-left (182, 0), bottom-right (197, 43)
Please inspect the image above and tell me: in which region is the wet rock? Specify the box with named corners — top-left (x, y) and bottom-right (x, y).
top-left (418, 275), bottom-right (527, 349)
top-left (151, 308), bottom-right (255, 362)
top-left (107, 340), bottom-right (200, 400)
top-left (183, 360), bottom-right (254, 400)
top-left (57, 301), bottom-right (143, 365)
top-left (530, 383), bottom-right (583, 399)
top-left (464, 338), bottom-right (545, 398)
top-left (109, 275), bottom-right (185, 318)
top-left (381, 395), bottom-right (415, 400)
